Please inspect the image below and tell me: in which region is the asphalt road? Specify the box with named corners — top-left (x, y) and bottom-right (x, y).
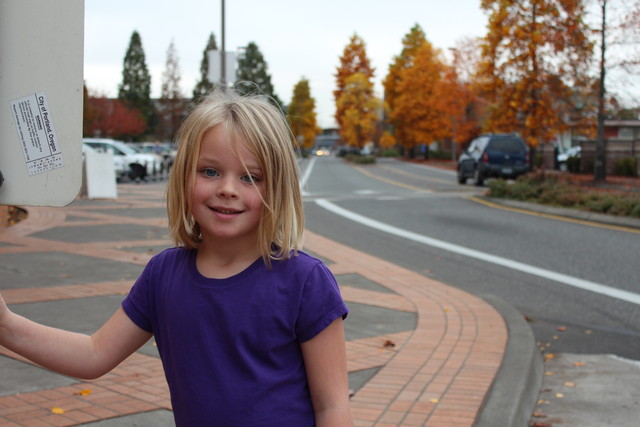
top-left (301, 155), bottom-right (640, 425)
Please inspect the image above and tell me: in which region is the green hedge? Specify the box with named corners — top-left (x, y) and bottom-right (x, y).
top-left (488, 173), bottom-right (640, 218)
top-left (345, 154), bottom-right (376, 164)
top-left (614, 157), bottom-right (638, 177)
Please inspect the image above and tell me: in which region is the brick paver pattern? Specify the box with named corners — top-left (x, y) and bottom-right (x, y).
top-left (0, 184), bottom-right (507, 426)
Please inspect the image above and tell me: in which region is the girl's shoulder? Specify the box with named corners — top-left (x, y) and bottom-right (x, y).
top-left (272, 250), bottom-right (335, 282)
top-left (146, 246), bottom-right (194, 271)
top-left (281, 250), bottom-right (325, 269)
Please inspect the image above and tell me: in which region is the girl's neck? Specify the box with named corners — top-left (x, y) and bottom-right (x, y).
top-left (195, 239), bottom-right (262, 279)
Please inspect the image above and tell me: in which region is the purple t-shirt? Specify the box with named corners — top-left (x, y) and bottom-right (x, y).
top-left (122, 247), bottom-right (348, 426)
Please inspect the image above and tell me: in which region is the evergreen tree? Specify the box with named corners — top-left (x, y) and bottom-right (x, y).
top-left (236, 42), bottom-right (283, 108)
top-left (118, 31), bottom-right (153, 131)
top-left (192, 33), bottom-right (218, 103)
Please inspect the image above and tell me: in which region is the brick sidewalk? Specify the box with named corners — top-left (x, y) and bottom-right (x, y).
top-left (0, 183), bottom-right (507, 426)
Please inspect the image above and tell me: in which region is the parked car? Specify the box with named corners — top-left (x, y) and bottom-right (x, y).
top-left (82, 143), bottom-right (128, 181)
top-left (457, 134), bottom-right (529, 186)
top-left (557, 145), bottom-right (581, 171)
top-left (134, 142), bottom-right (176, 171)
top-left (83, 138), bottom-right (162, 181)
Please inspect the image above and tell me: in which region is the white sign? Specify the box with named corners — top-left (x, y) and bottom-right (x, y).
top-left (10, 91), bottom-right (64, 176)
top-left (207, 50), bottom-right (236, 85)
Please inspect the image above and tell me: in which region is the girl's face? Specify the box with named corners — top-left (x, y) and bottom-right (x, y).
top-left (191, 125), bottom-right (265, 248)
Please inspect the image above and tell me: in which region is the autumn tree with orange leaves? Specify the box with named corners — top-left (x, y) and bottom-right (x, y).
top-left (336, 73), bottom-right (380, 148)
top-left (383, 25), bottom-right (428, 155)
top-left (334, 34), bottom-right (376, 142)
top-left (84, 97), bottom-right (146, 140)
top-left (476, 0), bottom-right (593, 166)
top-left (384, 28), bottom-right (451, 156)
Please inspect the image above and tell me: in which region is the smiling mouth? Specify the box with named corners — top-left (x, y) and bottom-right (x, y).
top-left (211, 207), bottom-right (242, 214)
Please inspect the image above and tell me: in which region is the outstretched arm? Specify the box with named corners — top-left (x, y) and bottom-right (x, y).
top-left (301, 317), bottom-right (353, 427)
top-left (0, 292), bottom-right (151, 379)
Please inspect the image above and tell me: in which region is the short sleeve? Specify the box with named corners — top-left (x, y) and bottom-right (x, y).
top-left (121, 257), bottom-right (155, 333)
top-left (295, 262), bottom-right (348, 343)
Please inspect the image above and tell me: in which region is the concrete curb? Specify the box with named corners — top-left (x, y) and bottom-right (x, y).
top-left (477, 196), bottom-right (640, 230)
top-left (475, 295), bottom-right (543, 427)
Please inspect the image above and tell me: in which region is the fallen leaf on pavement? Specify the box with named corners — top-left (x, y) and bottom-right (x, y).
top-left (564, 381), bottom-right (576, 387)
top-left (543, 353), bottom-right (555, 361)
top-left (532, 411), bottom-right (547, 418)
top-left (573, 361), bottom-right (586, 367)
top-left (555, 392), bottom-right (564, 398)
top-left (383, 340), bottom-right (395, 348)
top-left (51, 407), bottom-right (65, 414)
top-left (544, 371), bottom-right (554, 376)
top-left (557, 326), bottom-right (567, 332)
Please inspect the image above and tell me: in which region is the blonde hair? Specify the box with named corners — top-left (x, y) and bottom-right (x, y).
top-left (166, 88), bottom-right (304, 265)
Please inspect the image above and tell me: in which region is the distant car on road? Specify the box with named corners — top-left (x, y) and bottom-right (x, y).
top-left (457, 134), bottom-right (529, 186)
top-left (83, 138), bottom-right (162, 181)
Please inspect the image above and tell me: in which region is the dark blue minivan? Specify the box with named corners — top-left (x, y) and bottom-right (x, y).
top-left (457, 134), bottom-right (529, 186)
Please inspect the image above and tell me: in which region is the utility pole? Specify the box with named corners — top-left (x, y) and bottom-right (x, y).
top-left (594, 0), bottom-right (607, 182)
top-left (220, 0), bottom-right (226, 87)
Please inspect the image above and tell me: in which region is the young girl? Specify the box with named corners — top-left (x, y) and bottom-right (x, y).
top-left (0, 89), bottom-right (353, 426)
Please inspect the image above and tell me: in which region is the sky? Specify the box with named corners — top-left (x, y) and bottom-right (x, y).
top-left (84, 0), bottom-right (490, 128)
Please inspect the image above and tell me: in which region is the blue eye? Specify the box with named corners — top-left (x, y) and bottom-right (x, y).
top-left (203, 168), bottom-right (219, 177)
top-left (241, 174), bottom-right (261, 183)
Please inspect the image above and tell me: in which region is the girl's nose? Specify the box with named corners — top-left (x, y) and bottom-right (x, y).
top-left (217, 177), bottom-right (238, 198)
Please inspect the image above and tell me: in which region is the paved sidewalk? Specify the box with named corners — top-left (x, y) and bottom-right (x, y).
top-left (0, 182), bottom-right (532, 426)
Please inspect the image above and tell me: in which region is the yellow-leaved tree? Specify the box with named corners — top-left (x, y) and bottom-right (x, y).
top-left (288, 78), bottom-right (321, 150)
top-left (336, 73), bottom-right (380, 149)
top-left (334, 34), bottom-right (375, 136)
top-left (476, 0), bottom-right (593, 165)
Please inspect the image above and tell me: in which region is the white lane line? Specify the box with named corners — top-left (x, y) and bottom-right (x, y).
top-left (299, 156), bottom-right (316, 196)
top-left (315, 198), bottom-right (640, 306)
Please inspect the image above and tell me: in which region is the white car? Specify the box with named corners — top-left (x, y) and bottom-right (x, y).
top-left (83, 138), bottom-right (162, 181)
top-left (82, 143), bottom-right (127, 181)
top-left (557, 146), bottom-right (581, 171)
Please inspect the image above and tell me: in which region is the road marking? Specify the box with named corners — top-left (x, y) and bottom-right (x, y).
top-left (379, 163), bottom-right (454, 185)
top-left (299, 156), bottom-right (316, 196)
top-left (315, 198), bottom-right (640, 306)
top-left (470, 196), bottom-right (640, 234)
top-left (352, 165), bottom-right (432, 192)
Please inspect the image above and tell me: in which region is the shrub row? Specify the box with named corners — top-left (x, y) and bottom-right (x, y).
top-left (488, 172), bottom-right (640, 218)
top-left (614, 157), bottom-right (638, 177)
top-left (344, 153), bottom-right (376, 164)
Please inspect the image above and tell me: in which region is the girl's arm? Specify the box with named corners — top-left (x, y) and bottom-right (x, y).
top-left (0, 292), bottom-right (152, 379)
top-left (301, 317), bottom-right (354, 427)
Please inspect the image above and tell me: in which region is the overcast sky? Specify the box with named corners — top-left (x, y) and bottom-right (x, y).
top-left (84, 0), bottom-right (490, 128)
